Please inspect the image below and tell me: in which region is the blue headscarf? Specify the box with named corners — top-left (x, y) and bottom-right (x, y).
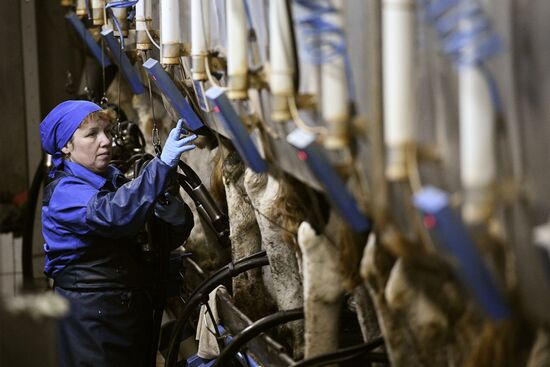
top-left (40, 100), bottom-right (102, 176)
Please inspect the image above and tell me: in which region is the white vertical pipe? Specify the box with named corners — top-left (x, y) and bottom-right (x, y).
top-left (136, 0), bottom-right (152, 49)
top-left (382, 0), bottom-right (416, 180)
top-left (161, 0), bottom-right (181, 64)
top-left (145, 0), bottom-right (152, 19)
top-left (191, 0), bottom-right (210, 80)
top-left (136, 0), bottom-right (145, 21)
top-left (91, 0), bottom-right (105, 25)
top-left (459, 67), bottom-right (495, 223)
top-left (269, 0), bottom-right (294, 121)
top-left (321, 0), bottom-right (349, 149)
top-left (136, 0), bottom-right (146, 37)
top-left (226, 0), bottom-right (249, 100)
top-left (76, 0), bottom-right (87, 17)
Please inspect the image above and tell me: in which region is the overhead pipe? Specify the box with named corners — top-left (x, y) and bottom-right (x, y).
top-left (269, 0), bottom-right (295, 121)
top-left (160, 0), bottom-right (182, 65)
top-left (293, 0), bottom-right (354, 147)
top-left (366, 0), bottom-right (388, 222)
top-left (190, 0), bottom-right (211, 111)
top-left (136, 0), bottom-right (153, 50)
top-left (459, 66), bottom-right (495, 224)
top-left (226, 0), bottom-right (249, 100)
top-left (76, 0), bottom-right (87, 17)
top-left (191, 0), bottom-right (210, 81)
top-left (106, 0), bottom-right (129, 37)
top-left (382, 0), bottom-right (416, 181)
top-left (321, 0), bottom-right (350, 150)
top-left (415, 0), bottom-right (500, 224)
top-left (91, 0), bottom-right (105, 26)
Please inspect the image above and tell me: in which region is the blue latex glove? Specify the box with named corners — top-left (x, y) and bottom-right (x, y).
top-left (154, 193), bottom-right (189, 225)
top-left (160, 119), bottom-right (197, 167)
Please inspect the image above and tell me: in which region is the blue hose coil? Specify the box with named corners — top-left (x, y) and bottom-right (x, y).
top-left (419, 0), bottom-right (501, 66)
top-left (293, 0), bottom-right (357, 104)
top-left (104, 0), bottom-right (139, 50)
top-left (417, 0), bottom-right (503, 111)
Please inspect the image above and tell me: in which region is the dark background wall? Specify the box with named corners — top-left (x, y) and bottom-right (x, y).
top-left (35, 2), bottom-right (82, 118)
top-left (0, 0), bottom-right (28, 199)
top-left (0, 1), bottom-right (81, 200)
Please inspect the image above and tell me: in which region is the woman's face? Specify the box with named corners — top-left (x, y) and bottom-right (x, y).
top-left (61, 118), bottom-right (112, 174)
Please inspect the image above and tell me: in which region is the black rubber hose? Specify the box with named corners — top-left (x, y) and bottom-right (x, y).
top-left (133, 153), bottom-right (155, 179)
top-left (22, 156), bottom-right (46, 289)
top-left (127, 121), bottom-right (147, 150)
top-left (213, 308), bottom-right (304, 367)
top-left (177, 160), bottom-right (202, 187)
top-left (165, 251), bottom-right (269, 367)
top-left (176, 173), bottom-right (194, 197)
top-left (291, 338), bottom-right (387, 367)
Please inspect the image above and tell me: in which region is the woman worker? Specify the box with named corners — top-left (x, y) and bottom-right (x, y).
top-left (40, 100), bottom-right (196, 366)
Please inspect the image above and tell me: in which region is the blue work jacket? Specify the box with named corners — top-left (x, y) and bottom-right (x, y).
top-left (42, 158), bottom-right (193, 288)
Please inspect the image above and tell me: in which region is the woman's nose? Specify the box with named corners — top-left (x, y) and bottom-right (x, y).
top-left (99, 132), bottom-right (112, 146)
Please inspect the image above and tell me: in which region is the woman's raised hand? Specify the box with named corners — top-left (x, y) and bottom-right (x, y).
top-left (160, 119), bottom-right (197, 167)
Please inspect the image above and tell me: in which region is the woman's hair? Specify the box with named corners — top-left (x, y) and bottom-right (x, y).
top-left (62, 109), bottom-right (115, 158)
top-left (81, 109), bottom-right (116, 127)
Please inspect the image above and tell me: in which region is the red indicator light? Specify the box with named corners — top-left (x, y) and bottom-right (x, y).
top-left (297, 150), bottom-right (308, 161)
top-left (213, 105), bottom-right (220, 113)
top-left (423, 214), bottom-right (437, 229)
top-left (152, 76), bottom-right (156, 81)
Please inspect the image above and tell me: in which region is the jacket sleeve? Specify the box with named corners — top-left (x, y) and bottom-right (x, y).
top-left (85, 157), bottom-right (173, 238)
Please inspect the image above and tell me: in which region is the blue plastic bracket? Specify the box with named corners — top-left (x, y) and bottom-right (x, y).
top-left (286, 128), bottom-right (371, 233)
top-left (186, 355), bottom-right (215, 367)
top-left (217, 325), bottom-right (260, 367)
top-left (205, 86), bottom-right (268, 173)
top-left (65, 11), bottom-right (111, 68)
top-left (142, 58), bottom-right (204, 131)
top-left (100, 29), bottom-right (145, 95)
top-left (193, 80), bottom-right (212, 112)
top-left (185, 325), bottom-right (259, 367)
top-left (413, 186), bottom-right (510, 320)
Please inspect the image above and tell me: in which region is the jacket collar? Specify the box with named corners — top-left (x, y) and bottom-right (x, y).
top-left (63, 161), bottom-right (122, 190)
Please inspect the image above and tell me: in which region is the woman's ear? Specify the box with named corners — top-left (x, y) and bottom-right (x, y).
top-left (61, 146), bottom-right (71, 155)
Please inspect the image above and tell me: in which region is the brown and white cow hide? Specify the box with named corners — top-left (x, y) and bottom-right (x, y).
top-left (297, 220), bottom-right (344, 361)
top-left (526, 328), bottom-right (550, 367)
top-left (243, 169), bottom-right (304, 357)
top-left (106, 73), bottom-right (139, 123)
top-left (178, 145), bottom-right (230, 270)
top-left (221, 151), bottom-right (276, 320)
top-left (353, 283), bottom-right (382, 344)
top-left (360, 233), bottom-right (493, 367)
top-left (131, 92), bottom-right (172, 154)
